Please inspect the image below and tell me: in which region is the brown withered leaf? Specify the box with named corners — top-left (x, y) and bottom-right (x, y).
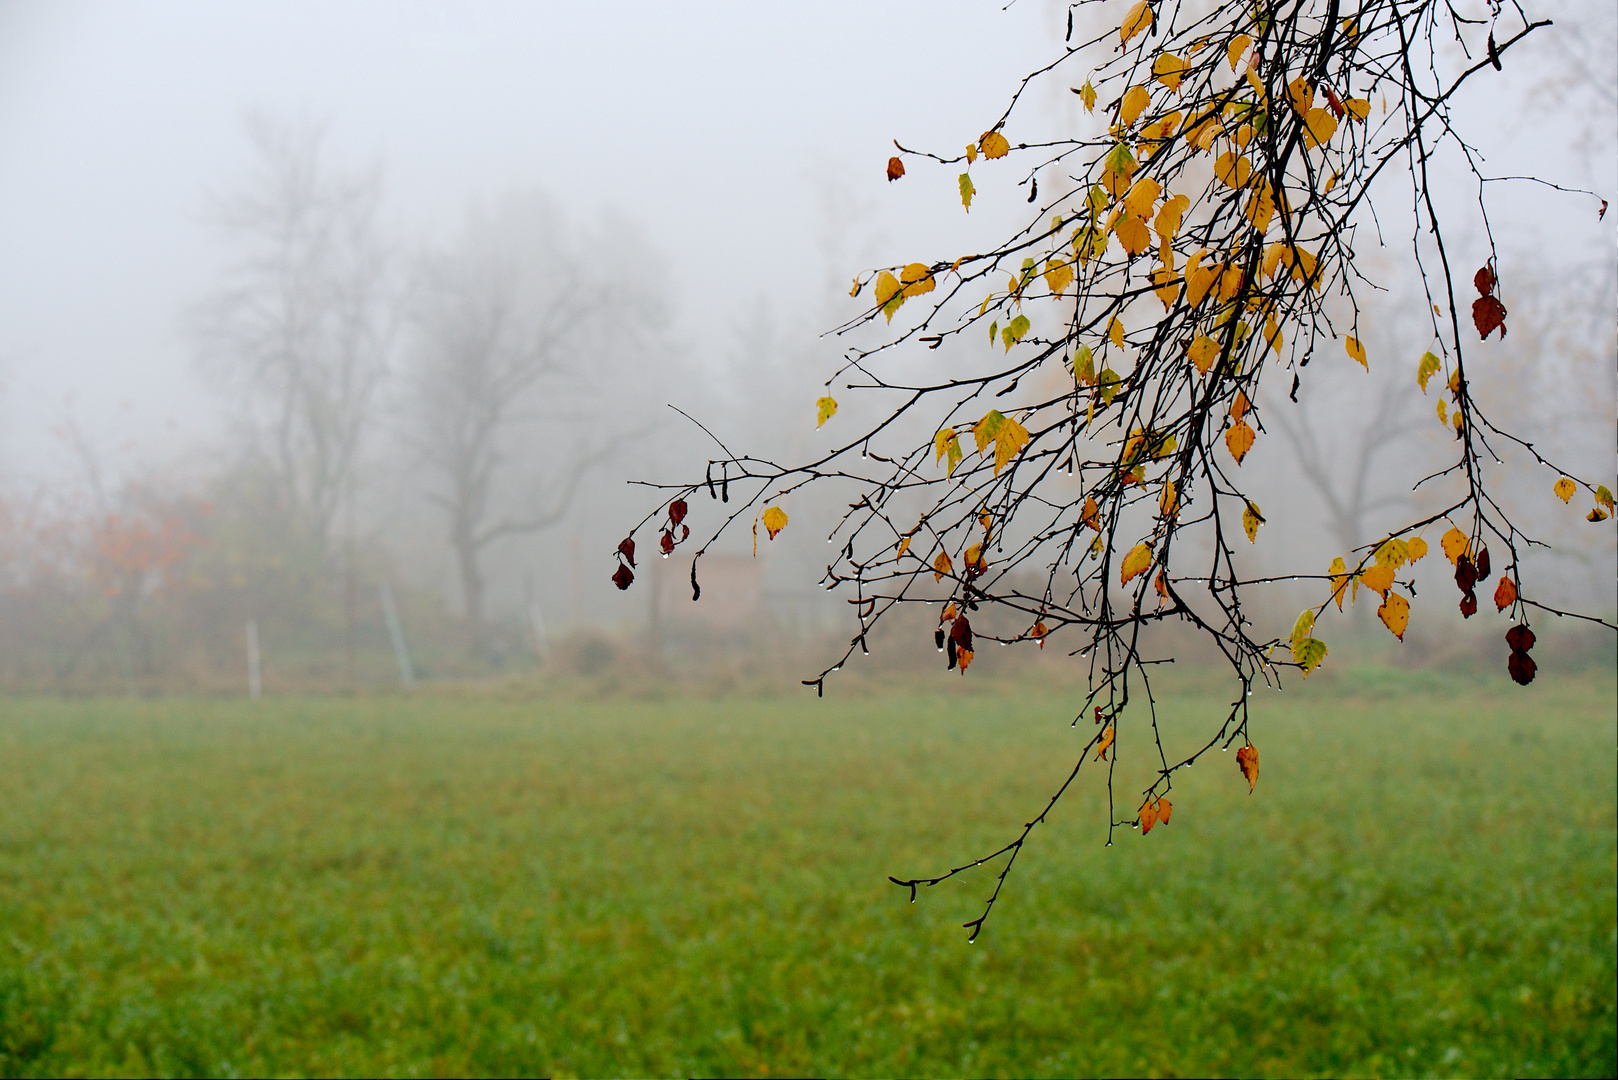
top-left (1472, 295), bottom-right (1507, 340)
top-left (1474, 265), bottom-right (1496, 296)
top-left (617, 536), bottom-right (637, 567)
top-left (1505, 624), bottom-right (1535, 652)
top-left (612, 563), bottom-right (634, 591)
top-left (1236, 744), bottom-right (1258, 792)
top-left (886, 156), bottom-right (905, 182)
top-left (1507, 649), bottom-right (1536, 685)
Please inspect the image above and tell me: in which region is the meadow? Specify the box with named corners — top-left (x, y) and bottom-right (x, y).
top-left (0, 666), bottom-right (1612, 1078)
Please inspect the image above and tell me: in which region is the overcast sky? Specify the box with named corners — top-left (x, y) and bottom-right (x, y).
top-left (0, 0), bottom-right (1610, 484)
top-left (0, 0), bottom-right (1064, 479)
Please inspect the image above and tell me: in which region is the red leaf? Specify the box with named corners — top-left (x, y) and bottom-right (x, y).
top-left (1505, 625), bottom-right (1536, 652)
top-left (1507, 649), bottom-right (1536, 685)
top-left (1472, 295), bottom-right (1507, 340)
top-left (668, 499), bottom-right (688, 526)
top-left (617, 536), bottom-right (637, 567)
top-left (1474, 546), bottom-right (1490, 578)
top-left (1324, 86), bottom-right (1344, 119)
top-left (1454, 554), bottom-right (1477, 592)
top-left (659, 531), bottom-right (675, 554)
top-left (612, 564), bottom-right (634, 590)
top-left (1600, 199), bottom-right (1609, 221)
top-left (950, 615), bottom-right (974, 653)
top-left (1460, 590), bottom-right (1478, 618)
top-left (1473, 265), bottom-right (1496, 297)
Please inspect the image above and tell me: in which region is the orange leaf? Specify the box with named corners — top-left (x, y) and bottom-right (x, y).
top-left (956, 647), bottom-right (974, 673)
top-left (933, 551), bottom-right (953, 581)
top-left (1359, 564), bottom-right (1395, 596)
top-left (1095, 724), bottom-right (1115, 761)
top-left (1236, 744), bottom-right (1258, 792)
top-left (1081, 497), bottom-right (1101, 531)
top-left (1156, 797), bottom-right (1171, 824)
top-left (1139, 798), bottom-right (1159, 834)
top-left (1225, 420), bottom-right (1255, 464)
top-left (886, 156), bottom-right (905, 182)
top-left (1493, 576), bottom-right (1517, 611)
top-left (1378, 591), bottom-right (1410, 640)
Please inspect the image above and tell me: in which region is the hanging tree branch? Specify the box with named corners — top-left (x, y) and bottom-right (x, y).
top-left (614, 0), bottom-right (1615, 940)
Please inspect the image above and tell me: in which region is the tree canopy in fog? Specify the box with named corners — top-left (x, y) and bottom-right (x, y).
top-left (615, 0), bottom-right (1617, 938)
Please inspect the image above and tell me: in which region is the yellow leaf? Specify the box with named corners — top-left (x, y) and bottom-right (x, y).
top-left (1120, 84), bottom-right (1152, 126)
top-left (1436, 399), bottom-right (1449, 424)
top-left (1345, 97), bottom-right (1370, 122)
top-left (1377, 591), bottom-right (1410, 640)
top-left (991, 414), bottom-right (1029, 475)
top-left (816, 396), bottom-right (837, 428)
top-left (1188, 334), bottom-right (1219, 374)
top-left (934, 429), bottom-right (962, 475)
top-left (1079, 81), bottom-right (1097, 113)
top-left (1288, 76), bottom-right (1314, 115)
top-left (1115, 216), bottom-right (1151, 256)
top-left (1263, 313), bottom-right (1283, 354)
top-left (1120, 0), bottom-right (1153, 45)
top-left (1159, 480), bottom-right (1178, 517)
top-left (896, 535), bottom-right (911, 560)
top-left (1245, 185), bottom-right (1275, 233)
top-left (1214, 152), bottom-right (1253, 188)
top-left (1123, 176), bottom-right (1160, 220)
top-left (761, 506), bottom-right (788, 540)
top-left (964, 142), bottom-right (977, 164)
top-left (973, 410), bottom-right (1004, 454)
top-left (1081, 497), bottom-right (1101, 531)
top-left (1242, 501), bottom-right (1263, 542)
top-left (1596, 485), bottom-right (1615, 512)
top-left (1226, 33), bottom-right (1251, 71)
top-left (1407, 536), bottom-right (1428, 562)
top-left (1120, 542), bottom-right (1153, 586)
top-left (1153, 53), bottom-right (1187, 92)
top-left (1359, 564), bottom-right (1395, 596)
top-left (1108, 317), bottom-right (1126, 348)
top-left (1262, 243), bottom-right (1285, 279)
top-left (1151, 266), bottom-right (1179, 310)
top-left (933, 551), bottom-right (953, 581)
top-left (1345, 337), bottom-right (1367, 368)
top-left (958, 172), bottom-right (976, 211)
top-left (1230, 391), bottom-right (1249, 422)
top-left (1417, 351), bottom-right (1441, 392)
top-left (1154, 193), bottom-right (1189, 243)
top-left (1225, 420), bottom-right (1255, 464)
top-left (964, 542), bottom-right (984, 571)
top-left (1440, 527), bottom-right (1469, 565)
top-left (873, 271), bottom-right (901, 308)
top-left (1553, 477), bottom-right (1576, 503)
top-left (1044, 258), bottom-right (1074, 295)
top-left (979, 130), bottom-right (1010, 159)
top-left (1374, 538), bottom-right (1409, 569)
top-left (1289, 608), bottom-right (1315, 649)
top-left (1329, 556), bottom-right (1349, 610)
top-left (900, 262), bottom-right (935, 298)
top-left (1304, 107), bottom-right (1338, 148)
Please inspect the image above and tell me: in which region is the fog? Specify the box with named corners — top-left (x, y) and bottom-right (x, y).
top-left (0, 0), bottom-right (1611, 691)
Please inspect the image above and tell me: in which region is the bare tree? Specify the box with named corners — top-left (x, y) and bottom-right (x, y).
top-left (403, 193), bottom-right (665, 639)
top-left (194, 115), bottom-right (395, 555)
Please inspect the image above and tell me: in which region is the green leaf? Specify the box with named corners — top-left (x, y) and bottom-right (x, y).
top-left (1002, 314), bottom-right (1031, 351)
top-left (958, 172), bottom-right (976, 212)
top-left (1073, 344), bottom-right (1095, 385)
top-left (1289, 608), bottom-right (1315, 650)
top-left (1293, 636), bottom-right (1327, 677)
top-left (1097, 367), bottom-right (1121, 404)
top-left (1417, 350), bottom-right (1441, 393)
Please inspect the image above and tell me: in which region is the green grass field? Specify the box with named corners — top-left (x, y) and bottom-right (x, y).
top-left (0, 668), bottom-right (1613, 1078)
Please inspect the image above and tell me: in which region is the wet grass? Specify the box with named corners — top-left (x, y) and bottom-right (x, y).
top-left (0, 669), bottom-right (1612, 1077)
